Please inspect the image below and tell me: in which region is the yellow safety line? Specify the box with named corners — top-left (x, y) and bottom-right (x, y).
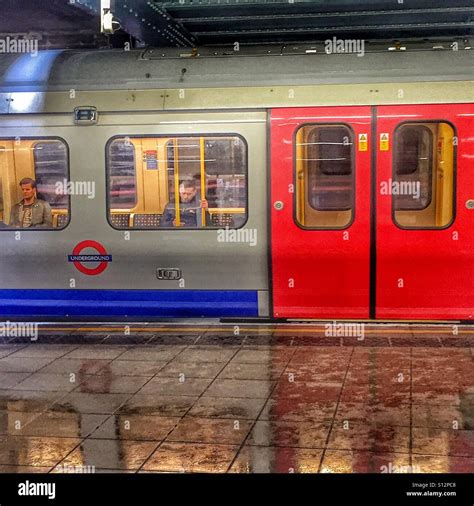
top-left (33, 326), bottom-right (474, 334)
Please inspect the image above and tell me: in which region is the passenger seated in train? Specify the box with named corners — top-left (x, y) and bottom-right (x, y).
top-left (9, 178), bottom-right (52, 228)
top-left (161, 179), bottom-right (209, 227)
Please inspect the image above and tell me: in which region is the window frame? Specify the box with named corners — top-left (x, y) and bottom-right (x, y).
top-left (105, 133), bottom-right (250, 231)
top-left (0, 136), bottom-right (71, 232)
top-left (293, 122), bottom-right (356, 231)
top-left (391, 120), bottom-right (457, 231)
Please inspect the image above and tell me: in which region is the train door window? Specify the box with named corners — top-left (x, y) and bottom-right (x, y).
top-left (0, 138), bottom-right (70, 230)
top-left (393, 122), bottom-right (455, 229)
top-left (106, 135), bottom-right (248, 230)
top-left (295, 124), bottom-right (354, 229)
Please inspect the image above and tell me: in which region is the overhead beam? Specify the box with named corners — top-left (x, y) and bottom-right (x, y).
top-left (194, 23), bottom-right (474, 45)
top-left (77, 0), bottom-right (197, 47)
top-left (68, 0), bottom-right (474, 47)
top-left (177, 7), bottom-right (473, 25)
top-left (162, 0), bottom-right (474, 16)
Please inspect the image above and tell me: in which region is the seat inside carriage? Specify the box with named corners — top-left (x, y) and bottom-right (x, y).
top-left (109, 212), bottom-right (237, 229)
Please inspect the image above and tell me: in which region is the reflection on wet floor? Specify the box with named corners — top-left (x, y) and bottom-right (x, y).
top-left (0, 323), bottom-right (473, 473)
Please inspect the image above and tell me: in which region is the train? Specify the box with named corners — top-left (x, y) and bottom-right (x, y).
top-left (0, 45), bottom-right (473, 321)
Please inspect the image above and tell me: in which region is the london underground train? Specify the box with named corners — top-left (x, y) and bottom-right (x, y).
top-left (0, 45), bottom-right (472, 321)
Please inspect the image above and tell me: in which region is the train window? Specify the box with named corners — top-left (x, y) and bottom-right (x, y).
top-left (108, 139), bottom-right (137, 209)
top-left (393, 122), bottom-right (455, 229)
top-left (34, 142), bottom-right (69, 209)
top-left (107, 135), bottom-right (248, 230)
top-left (203, 138), bottom-right (246, 176)
top-left (295, 124), bottom-right (354, 229)
top-left (393, 125), bottom-right (432, 211)
top-left (0, 138), bottom-right (70, 230)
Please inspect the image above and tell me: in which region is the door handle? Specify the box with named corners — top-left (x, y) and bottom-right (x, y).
top-left (466, 200), bottom-right (474, 210)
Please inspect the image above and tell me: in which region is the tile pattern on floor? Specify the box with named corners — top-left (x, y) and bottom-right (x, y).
top-left (0, 324), bottom-right (473, 474)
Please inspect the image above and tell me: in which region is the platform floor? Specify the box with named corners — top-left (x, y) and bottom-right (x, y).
top-left (0, 323), bottom-right (473, 473)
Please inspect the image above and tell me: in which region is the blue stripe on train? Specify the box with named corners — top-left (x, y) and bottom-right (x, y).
top-left (0, 290), bottom-right (259, 317)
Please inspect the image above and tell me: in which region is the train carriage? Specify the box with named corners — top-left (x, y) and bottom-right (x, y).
top-left (0, 47), bottom-right (472, 320)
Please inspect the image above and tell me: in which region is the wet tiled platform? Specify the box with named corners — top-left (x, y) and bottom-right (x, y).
top-left (0, 323), bottom-right (473, 474)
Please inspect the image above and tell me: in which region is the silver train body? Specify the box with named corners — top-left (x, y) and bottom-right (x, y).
top-left (0, 48), bottom-right (472, 319)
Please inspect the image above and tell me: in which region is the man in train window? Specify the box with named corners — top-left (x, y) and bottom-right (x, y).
top-left (9, 178), bottom-right (53, 228)
top-left (161, 179), bottom-right (209, 228)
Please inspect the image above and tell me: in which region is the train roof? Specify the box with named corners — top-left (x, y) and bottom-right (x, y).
top-left (0, 48), bottom-right (473, 93)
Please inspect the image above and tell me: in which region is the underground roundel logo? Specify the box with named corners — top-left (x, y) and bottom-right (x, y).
top-left (68, 240), bottom-right (112, 276)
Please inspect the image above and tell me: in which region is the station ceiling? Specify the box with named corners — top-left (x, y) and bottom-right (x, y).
top-left (0, 0), bottom-right (472, 49)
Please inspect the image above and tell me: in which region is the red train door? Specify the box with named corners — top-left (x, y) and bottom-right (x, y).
top-left (270, 107), bottom-right (372, 319)
top-left (376, 104), bottom-right (474, 320)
